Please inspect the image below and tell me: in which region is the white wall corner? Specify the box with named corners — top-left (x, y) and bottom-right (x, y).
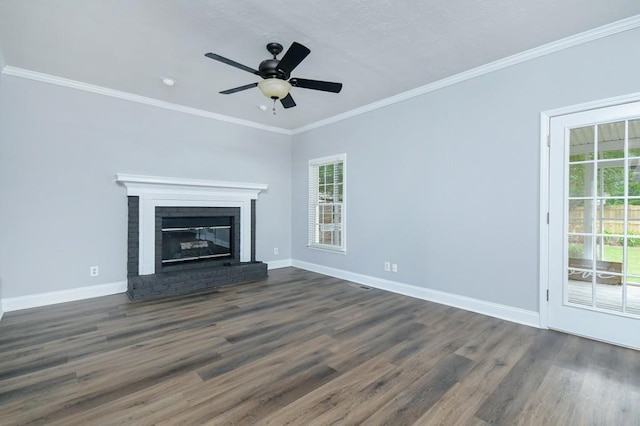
top-left (291, 260), bottom-right (541, 328)
top-left (1, 281), bottom-right (127, 312)
top-left (267, 259), bottom-right (293, 270)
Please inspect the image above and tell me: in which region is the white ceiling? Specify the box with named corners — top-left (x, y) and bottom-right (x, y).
top-left (1, 1), bottom-right (640, 131)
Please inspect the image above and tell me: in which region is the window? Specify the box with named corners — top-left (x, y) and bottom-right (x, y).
top-left (309, 154), bottom-right (346, 252)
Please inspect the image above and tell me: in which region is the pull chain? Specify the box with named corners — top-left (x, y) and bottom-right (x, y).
top-left (272, 98), bottom-right (277, 115)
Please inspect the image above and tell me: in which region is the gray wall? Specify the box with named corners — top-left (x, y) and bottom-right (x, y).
top-left (291, 28), bottom-right (640, 312)
top-left (0, 76), bottom-right (291, 298)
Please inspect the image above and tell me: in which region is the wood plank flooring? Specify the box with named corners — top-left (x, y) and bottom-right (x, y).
top-left (1, 267), bottom-right (639, 425)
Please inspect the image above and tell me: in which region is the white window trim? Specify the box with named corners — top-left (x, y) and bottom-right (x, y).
top-left (308, 153), bottom-right (347, 253)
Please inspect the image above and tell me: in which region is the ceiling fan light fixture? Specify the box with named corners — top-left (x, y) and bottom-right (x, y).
top-left (258, 78), bottom-right (291, 99)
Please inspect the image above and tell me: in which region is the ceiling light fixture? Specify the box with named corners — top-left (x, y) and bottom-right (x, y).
top-left (161, 77), bottom-right (176, 86)
top-left (257, 78), bottom-right (291, 100)
top-left (257, 78), bottom-right (292, 115)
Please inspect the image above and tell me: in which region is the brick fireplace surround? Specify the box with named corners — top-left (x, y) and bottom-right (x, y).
top-left (116, 174), bottom-right (268, 301)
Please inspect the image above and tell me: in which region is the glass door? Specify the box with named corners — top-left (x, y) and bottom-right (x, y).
top-left (549, 102), bottom-right (640, 349)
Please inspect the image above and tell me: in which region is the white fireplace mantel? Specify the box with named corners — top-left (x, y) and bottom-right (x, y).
top-left (116, 174), bottom-right (268, 275)
top-left (115, 174), bottom-right (268, 197)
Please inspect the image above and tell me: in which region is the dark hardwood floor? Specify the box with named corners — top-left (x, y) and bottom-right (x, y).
top-left (1, 267), bottom-right (639, 425)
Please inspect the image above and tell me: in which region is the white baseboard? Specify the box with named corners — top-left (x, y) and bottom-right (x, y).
top-left (267, 259), bottom-right (293, 270)
top-left (291, 260), bottom-right (540, 328)
top-left (0, 260), bottom-right (289, 316)
top-left (0, 262), bottom-right (540, 329)
top-left (1, 281), bottom-right (128, 313)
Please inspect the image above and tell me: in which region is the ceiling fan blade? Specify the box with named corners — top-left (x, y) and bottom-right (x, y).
top-left (290, 78), bottom-right (342, 93)
top-left (280, 93), bottom-right (296, 109)
top-left (205, 53), bottom-right (261, 76)
top-left (219, 82), bottom-right (258, 94)
top-left (277, 42), bottom-right (310, 74)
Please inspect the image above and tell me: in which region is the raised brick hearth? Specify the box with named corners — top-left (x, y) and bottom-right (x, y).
top-left (127, 261), bottom-right (267, 301)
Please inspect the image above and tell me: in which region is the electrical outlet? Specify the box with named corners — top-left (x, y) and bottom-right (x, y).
top-left (384, 261), bottom-right (390, 271)
top-left (274, 247), bottom-right (279, 255)
top-left (392, 263), bottom-right (398, 273)
top-left (89, 266), bottom-right (99, 277)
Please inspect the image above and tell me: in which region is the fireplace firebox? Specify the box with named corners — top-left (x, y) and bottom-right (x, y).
top-left (155, 206), bottom-right (241, 273)
top-left (162, 216), bottom-right (233, 265)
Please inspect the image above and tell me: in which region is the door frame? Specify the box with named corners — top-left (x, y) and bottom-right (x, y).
top-left (539, 91), bottom-right (640, 330)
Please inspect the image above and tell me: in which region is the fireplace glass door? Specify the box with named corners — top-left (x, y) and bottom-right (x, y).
top-left (162, 216), bottom-right (232, 264)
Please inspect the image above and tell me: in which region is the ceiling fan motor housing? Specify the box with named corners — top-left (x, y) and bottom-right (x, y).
top-left (259, 59), bottom-right (289, 80)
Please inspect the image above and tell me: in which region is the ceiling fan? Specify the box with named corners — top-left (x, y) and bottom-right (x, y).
top-left (205, 42), bottom-right (342, 111)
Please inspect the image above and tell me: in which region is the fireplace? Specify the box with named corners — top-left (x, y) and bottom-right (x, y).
top-left (116, 174), bottom-right (268, 301)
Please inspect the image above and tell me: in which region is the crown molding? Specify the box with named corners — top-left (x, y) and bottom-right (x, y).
top-left (291, 14), bottom-right (640, 135)
top-left (2, 14), bottom-right (639, 136)
top-left (0, 66), bottom-right (292, 135)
